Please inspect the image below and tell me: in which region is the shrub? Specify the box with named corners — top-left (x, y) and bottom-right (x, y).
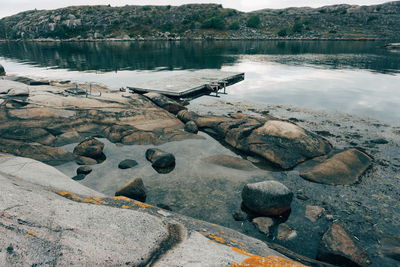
top-left (277, 28), bottom-right (287, 37)
top-left (246, 15), bottom-right (261, 28)
top-left (201, 16), bottom-right (226, 30)
top-left (291, 22), bottom-right (303, 33)
top-left (229, 21), bottom-right (240, 30)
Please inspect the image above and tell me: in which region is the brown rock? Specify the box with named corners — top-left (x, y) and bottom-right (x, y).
top-left (76, 156), bottom-right (98, 165)
top-left (305, 205), bottom-right (325, 222)
top-left (201, 155), bottom-right (255, 171)
top-left (184, 121), bottom-right (198, 134)
top-left (73, 137), bottom-right (104, 159)
top-left (276, 224), bottom-right (297, 241)
top-left (317, 223), bottom-right (369, 266)
top-left (253, 217), bottom-right (274, 235)
top-left (115, 178), bottom-right (146, 202)
top-left (143, 92), bottom-right (186, 115)
top-left (145, 148), bottom-right (175, 169)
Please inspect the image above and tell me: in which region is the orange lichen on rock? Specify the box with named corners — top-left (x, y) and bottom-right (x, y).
top-left (135, 202), bottom-right (153, 208)
top-left (113, 196), bottom-right (132, 202)
top-left (208, 233), bottom-right (228, 244)
top-left (81, 197), bottom-right (104, 205)
top-left (56, 191), bottom-right (81, 202)
top-left (24, 232), bottom-right (36, 237)
top-left (231, 247), bottom-right (307, 267)
top-left (121, 205), bottom-right (130, 209)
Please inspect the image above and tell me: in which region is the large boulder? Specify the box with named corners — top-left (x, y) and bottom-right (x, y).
top-left (145, 148), bottom-right (176, 169)
top-left (242, 181), bottom-right (293, 216)
top-left (317, 223), bottom-right (369, 266)
top-left (73, 137), bottom-right (105, 159)
top-left (115, 178), bottom-right (147, 202)
top-left (0, 64), bottom-right (5, 76)
top-left (143, 92), bottom-right (187, 115)
top-left (297, 148), bottom-right (372, 185)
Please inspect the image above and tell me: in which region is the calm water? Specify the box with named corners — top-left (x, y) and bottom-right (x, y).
top-left (0, 40), bottom-right (399, 123)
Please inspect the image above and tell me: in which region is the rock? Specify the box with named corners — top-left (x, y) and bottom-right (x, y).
top-left (242, 181), bottom-right (293, 216)
top-left (115, 178), bottom-right (147, 202)
top-left (7, 87), bottom-right (29, 96)
top-left (0, 64), bottom-right (5, 76)
top-left (29, 80), bottom-right (50, 86)
top-left (276, 224), bottom-right (297, 241)
top-left (305, 205), bottom-right (325, 222)
top-left (145, 148), bottom-right (176, 169)
top-left (77, 166), bottom-right (92, 175)
top-left (118, 159), bottom-right (138, 169)
top-left (184, 121), bottom-right (198, 134)
top-left (370, 138), bottom-right (389, 144)
top-left (143, 92), bottom-right (187, 115)
top-left (232, 210), bottom-right (247, 221)
top-left (253, 217), bottom-right (274, 235)
top-left (76, 156), bottom-right (98, 165)
top-left (380, 236), bottom-right (400, 261)
top-left (72, 174), bottom-right (86, 181)
top-left (317, 223), bottom-right (369, 266)
top-left (157, 203), bottom-right (172, 211)
top-left (297, 148), bottom-right (372, 185)
top-left (326, 215), bottom-right (334, 221)
top-left (73, 137), bottom-right (105, 159)
top-left (201, 155), bottom-right (255, 171)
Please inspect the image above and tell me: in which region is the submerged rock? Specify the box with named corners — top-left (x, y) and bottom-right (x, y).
top-left (276, 224), bottom-right (297, 241)
top-left (118, 159), bottom-right (138, 169)
top-left (305, 205), bottom-right (325, 222)
top-left (253, 217), bottom-right (274, 235)
top-left (115, 178), bottom-right (147, 202)
top-left (145, 148), bottom-right (176, 169)
top-left (297, 148), bottom-right (372, 185)
top-left (73, 137), bottom-right (105, 159)
top-left (72, 174), bottom-right (86, 181)
top-left (184, 121), bottom-right (198, 134)
top-left (201, 155), bottom-right (255, 171)
top-left (317, 223), bottom-right (369, 266)
top-left (143, 92), bottom-right (187, 115)
top-left (242, 181), bottom-right (293, 216)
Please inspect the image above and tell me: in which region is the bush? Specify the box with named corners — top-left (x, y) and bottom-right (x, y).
top-left (229, 21), bottom-right (240, 30)
top-left (277, 28), bottom-right (287, 37)
top-left (246, 15), bottom-right (261, 28)
top-left (291, 22), bottom-right (303, 33)
top-left (201, 16), bottom-right (226, 30)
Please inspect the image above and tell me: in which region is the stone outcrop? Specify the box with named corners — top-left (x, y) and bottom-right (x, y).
top-left (178, 110), bottom-right (332, 169)
top-left (297, 148), bottom-right (372, 185)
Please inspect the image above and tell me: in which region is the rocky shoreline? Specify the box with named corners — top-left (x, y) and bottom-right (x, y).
top-left (0, 72), bottom-right (399, 266)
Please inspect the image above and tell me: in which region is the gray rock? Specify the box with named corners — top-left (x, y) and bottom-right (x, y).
top-left (184, 121), bottom-right (198, 134)
top-left (0, 64), bottom-right (5, 76)
top-left (317, 223), bottom-right (370, 266)
top-left (115, 178), bottom-right (147, 202)
top-left (146, 148), bottom-right (175, 169)
top-left (253, 217), bottom-right (274, 235)
top-left (77, 166), bottom-right (92, 175)
top-left (297, 148), bottom-right (372, 185)
top-left (242, 181), bottom-right (293, 216)
top-left (305, 205), bottom-right (325, 222)
top-left (73, 137), bottom-right (105, 159)
top-left (118, 159), bottom-right (138, 169)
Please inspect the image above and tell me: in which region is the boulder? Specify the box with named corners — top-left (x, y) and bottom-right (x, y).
top-left (242, 181), bottom-right (293, 216)
top-left (201, 155), bottom-right (255, 171)
top-left (276, 224), bottom-right (297, 241)
top-left (115, 178), bottom-right (146, 202)
top-left (77, 166), bottom-right (92, 175)
top-left (317, 223), bottom-right (369, 266)
top-left (184, 121), bottom-right (198, 134)
top-left (305, 205), bottom-right (325, 222)
top-left (0, 64), bottom-right (5, 76)
top-left (253, 217), bottom-right (274, 235)
top-left (145, 148), bottom-right (175, 169)
top-left (297, 148), bottom-right (372, 185)
top-left (143, 92), bottom-right (186, 115)
top-left (73, 137), bottom-right (105, 159)
top-left (7, 87), bottom-right (29, 96)
top-left (118, 159), bottom-right (138, 169)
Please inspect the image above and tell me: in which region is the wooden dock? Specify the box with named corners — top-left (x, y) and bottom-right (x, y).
top-left (128, 70), bottom-right (244, 97)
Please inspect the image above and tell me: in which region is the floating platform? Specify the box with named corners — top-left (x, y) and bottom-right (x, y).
top-left (128, 70), bottom-right (244, 97)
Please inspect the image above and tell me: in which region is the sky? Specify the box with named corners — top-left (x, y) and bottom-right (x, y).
top-left (0, 0), bottom-right (392, 18)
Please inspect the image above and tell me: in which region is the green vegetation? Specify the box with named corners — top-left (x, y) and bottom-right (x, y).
top-left (246, 15), bottom-right (261, 28)
top-left (277, 28), bottom-right (288, 37)
top-left (201, 16), bottom-right (226, 30)
top-left (291, 22), bottom-right (303, 33)
top-left (229, 21), bottom-right (240, 30)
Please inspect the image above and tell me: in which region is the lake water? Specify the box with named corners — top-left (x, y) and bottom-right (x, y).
top-left (0, 40), bottom-right (399, 124)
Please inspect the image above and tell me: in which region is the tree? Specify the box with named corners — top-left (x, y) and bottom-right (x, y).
top-left (246, 15), bottom-right (261, 28)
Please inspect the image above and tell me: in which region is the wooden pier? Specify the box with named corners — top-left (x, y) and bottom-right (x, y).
top-left (128, 70), bottom-right (244, 98)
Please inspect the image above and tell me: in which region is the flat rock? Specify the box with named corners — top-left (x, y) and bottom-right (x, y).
top-left (115, 178), bottom-right (147, 202)
top-left (145, 148), bottom-right (176, 169)
top-left (118, 159), bottom-right (138, 169)
top-left (242, 181), bottom-right (293, 216)
top-left (317, 223), bottom-right (369, 266)
top-left (297, 148), bottom-right (372, 185)
top-left (253, 217), bottom-right (274, 235)
top-left (143, 92), bottom-right (187, 115)
top-left (201, 155), bottom-right (256, 171)
top-left (73, 137), bottom-right (105, 159)
top-left (305, 205), bottom-right (325, 222)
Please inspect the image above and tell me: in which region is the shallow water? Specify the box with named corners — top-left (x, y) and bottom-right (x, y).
top-left (0, 40), bottom-right (399, 124)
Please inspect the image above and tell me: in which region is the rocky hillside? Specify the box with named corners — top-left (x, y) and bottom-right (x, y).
top-left (0, 2), bottom-right (399, 40)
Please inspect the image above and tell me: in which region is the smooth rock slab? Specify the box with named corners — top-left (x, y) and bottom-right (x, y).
top-left (242, 181), bottom-right (293, 216)
top-left (297, 148), bottom-right (372, 185)
top-left (7, 87), bottom-right (29, 96)
top-left (115, 178), bottom-right (147, 202)
top-left (317, 223), bottom-right (369, 266)
top-left (201, 155), bottom-right (255, 171)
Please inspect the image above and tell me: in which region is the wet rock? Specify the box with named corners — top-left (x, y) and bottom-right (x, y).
top-left (77, 166), bottom-right (92, 175)
top-left (305, 205), bottom-right (325, 222)
top-left (145, 148), bottom-right (175, 169)
top-left (72, 174), bottom-right (86, 181)
top-left (8, 87), bottom-right (29, 96)
top-left (370, 138), bottom-right (389, 144)
top-left (317, 223), bottom-right (369, 266)
top-left (184, 121), bottom-right (198, 134)
top-left (201, 155), bottom-right (255, 171)
top-left (242, 181), bottom-right (293, 216)
top-left (297, 148), bottom-right (372, 185)
top-left (76, 156), bottom-right (98, 165)
top-left (54, 131), bottom-right (82, 146)
top-left (232, 210), bottom-right (247, 221)
top-left (29, 80), bottom-right (50, 86)
top-left (276, 224), bottom-right (297, 241)
top-left (253, 217), bottom-right (274, 235)
top-left (115, 178), bottom-right (147, 202)
top-left (73, 137), bottom-right (105, 159)
top-left (143, 92), bottom-right (187, 115)
top-left (0, 64), bottom-right (5, 76)
top-left (156, 203), bottom-right (172, 211)
top-left (118, 159), bottom-right (138, 169)
top-left (380, 236), bottom-right (400, 261)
